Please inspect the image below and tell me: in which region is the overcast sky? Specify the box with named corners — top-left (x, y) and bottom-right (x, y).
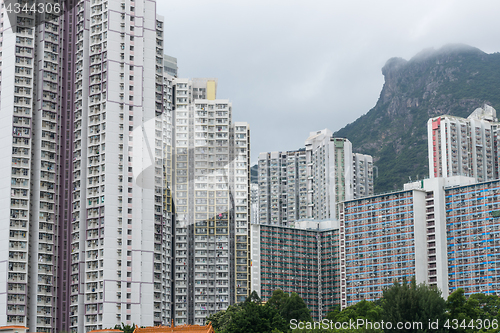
top-left (157, 0), bottom-right (500, 164)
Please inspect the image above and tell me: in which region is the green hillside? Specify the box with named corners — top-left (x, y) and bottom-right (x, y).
top-left (334, 44), bottom-right (500, 193)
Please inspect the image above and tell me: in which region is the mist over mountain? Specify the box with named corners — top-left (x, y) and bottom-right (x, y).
top-left (334, 44), bottom-right (500, 193)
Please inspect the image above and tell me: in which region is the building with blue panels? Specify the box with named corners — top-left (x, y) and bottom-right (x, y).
top-left (340, 176), bottom-right (477, 309)
top-left (252, 176), bottom-right (500, 313)
top-left (446, 180), bottom-right (500, 296)
top-left (339, 189), bottom-right (428, 308)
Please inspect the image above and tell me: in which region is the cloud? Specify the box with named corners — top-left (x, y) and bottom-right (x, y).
top-left (158, 0), bottom-right (500, 164)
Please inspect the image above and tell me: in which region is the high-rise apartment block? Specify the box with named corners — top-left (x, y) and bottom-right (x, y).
top-left (250, 183), bottom-right (259, 224)
top-left (254, 176), bottom-right (500, 313)
top-left (251, 102), bottom-right (500, 313)
top-left (445, 180), bottom-right (500, 296)
top-left (163, 55), bottom-right (178, 77)
top-left (257, 129), bottom-right (373, 226)
top-left (340, 187), bottom-right (427, 308)
top-left (171, 78), bottom-right (251, 325)
top-left (352, 153), bottom-right (374, 199)
top-left (0, 0), bottom-right (171, 331)
top-left (428, 104), bottom-right (500, 182)
top-left (257, 149), bottom-right (308, 225)
top-left (251, 220), bottom-right (340, 321)
top-left (0, 1), bottom-right (250, 331)
top-left (339, 176), bottom-right (497, 308)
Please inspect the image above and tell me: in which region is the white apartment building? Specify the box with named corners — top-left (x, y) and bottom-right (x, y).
top-left (70, 1), bottom-right (170, 331)
top-left (257, 130), bottom-right (373, 225)
top-left (306, 130), bottom-right (353, 220)
top-left (172, 78), bottom-right (251, 325)
top-left (164, 54), bottom-right (178, 77)
top-left (257, 150), bottom-right (307, 226)
top-left (250, 183), bottom-right (259, 224)
top-left (0, 2), bottom-right (73, 331)
top-left (306, 130), bottom-right (375, 220)
top-left (0, 1), bottom-right (252, 330)
top-left (428, 104), bottom-right (499, 182)
top-left (0, 0), bottom-right (172, 332)
top-left (352, 153), bottom-right (374, 198)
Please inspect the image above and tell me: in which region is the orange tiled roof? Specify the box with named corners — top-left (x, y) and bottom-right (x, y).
top-left (0, 327), bottom-right (28, 331)
top-left (132, 322), bottom-right (214, 333)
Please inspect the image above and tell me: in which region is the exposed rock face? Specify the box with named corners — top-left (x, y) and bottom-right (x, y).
top-left (334, 44), bottom-right (500, 193)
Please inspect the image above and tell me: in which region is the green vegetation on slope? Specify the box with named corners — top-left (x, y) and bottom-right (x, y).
top-left (334, 44), bottom-right (500, 193)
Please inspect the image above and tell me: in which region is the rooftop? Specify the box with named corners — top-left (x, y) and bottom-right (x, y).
top-left (132, 322), bottom-right (214, 333)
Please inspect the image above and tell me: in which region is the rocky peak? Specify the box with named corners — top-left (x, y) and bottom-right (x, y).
top-left (334, 44), bottom-right (500, 193)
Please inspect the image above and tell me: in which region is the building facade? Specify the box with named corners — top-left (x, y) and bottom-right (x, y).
top-left (171, 78), bottom-right (251, 325)
top-left (0, 0), bottom-right (193, 331)
top-left (428, 104), bottom-right (500, 182)
top-left (257, 149), bottom-right (307, 226)
top-left (257, 130), bottom-right (373, 226)
top-left (251, 220), bottom-right (340, 321)
top-left (253, 176), bottom-right (500, 313)
top-left (306, 131), bottom-right (354, 220)
top-left (0, 3), bottom-right (65, 331)
top-left (68, 1), bottom-right (170, 331)
top-left (352, 153), bottom-right (374, 199)
top-left (339, 176), bottom-right (484, 309)
top-left (446, 179), bottom-right (500, 297)
top-left (250, 183), bottom-right (259, 224)
top-left (340, 189), bottom-right (428, 308)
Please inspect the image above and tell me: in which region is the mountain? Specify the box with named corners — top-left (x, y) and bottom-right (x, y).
top-left (334, 44), bottom-right (500, 193)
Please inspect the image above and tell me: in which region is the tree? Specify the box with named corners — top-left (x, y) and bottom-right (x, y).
top-left (380, 277), bottom-right (447, 333)
top-left (223, 301), bottom-right (287, 333)
top-left (267, 289), bottom-right (289, 312)
top-left (245, 290), bottom-right (262, 305)
top-left (467, 293), bottom-right (500, 320)
top-left (446, 290), bottom-right (500, 333)
top-left (207, 291), bottom-right (287, 333)
top-left (267, 289), bottom-right (312, 324)
top-left (326, 299), bottom-right (381, 324)
top-left (446, 288), bottom-right (478, 333)
top-left (280, 292), bottom-right (312, 323)
top-left (113, 323), bottom-right (136, 333)
top-left (207, 303), bottom-right (244, 333)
